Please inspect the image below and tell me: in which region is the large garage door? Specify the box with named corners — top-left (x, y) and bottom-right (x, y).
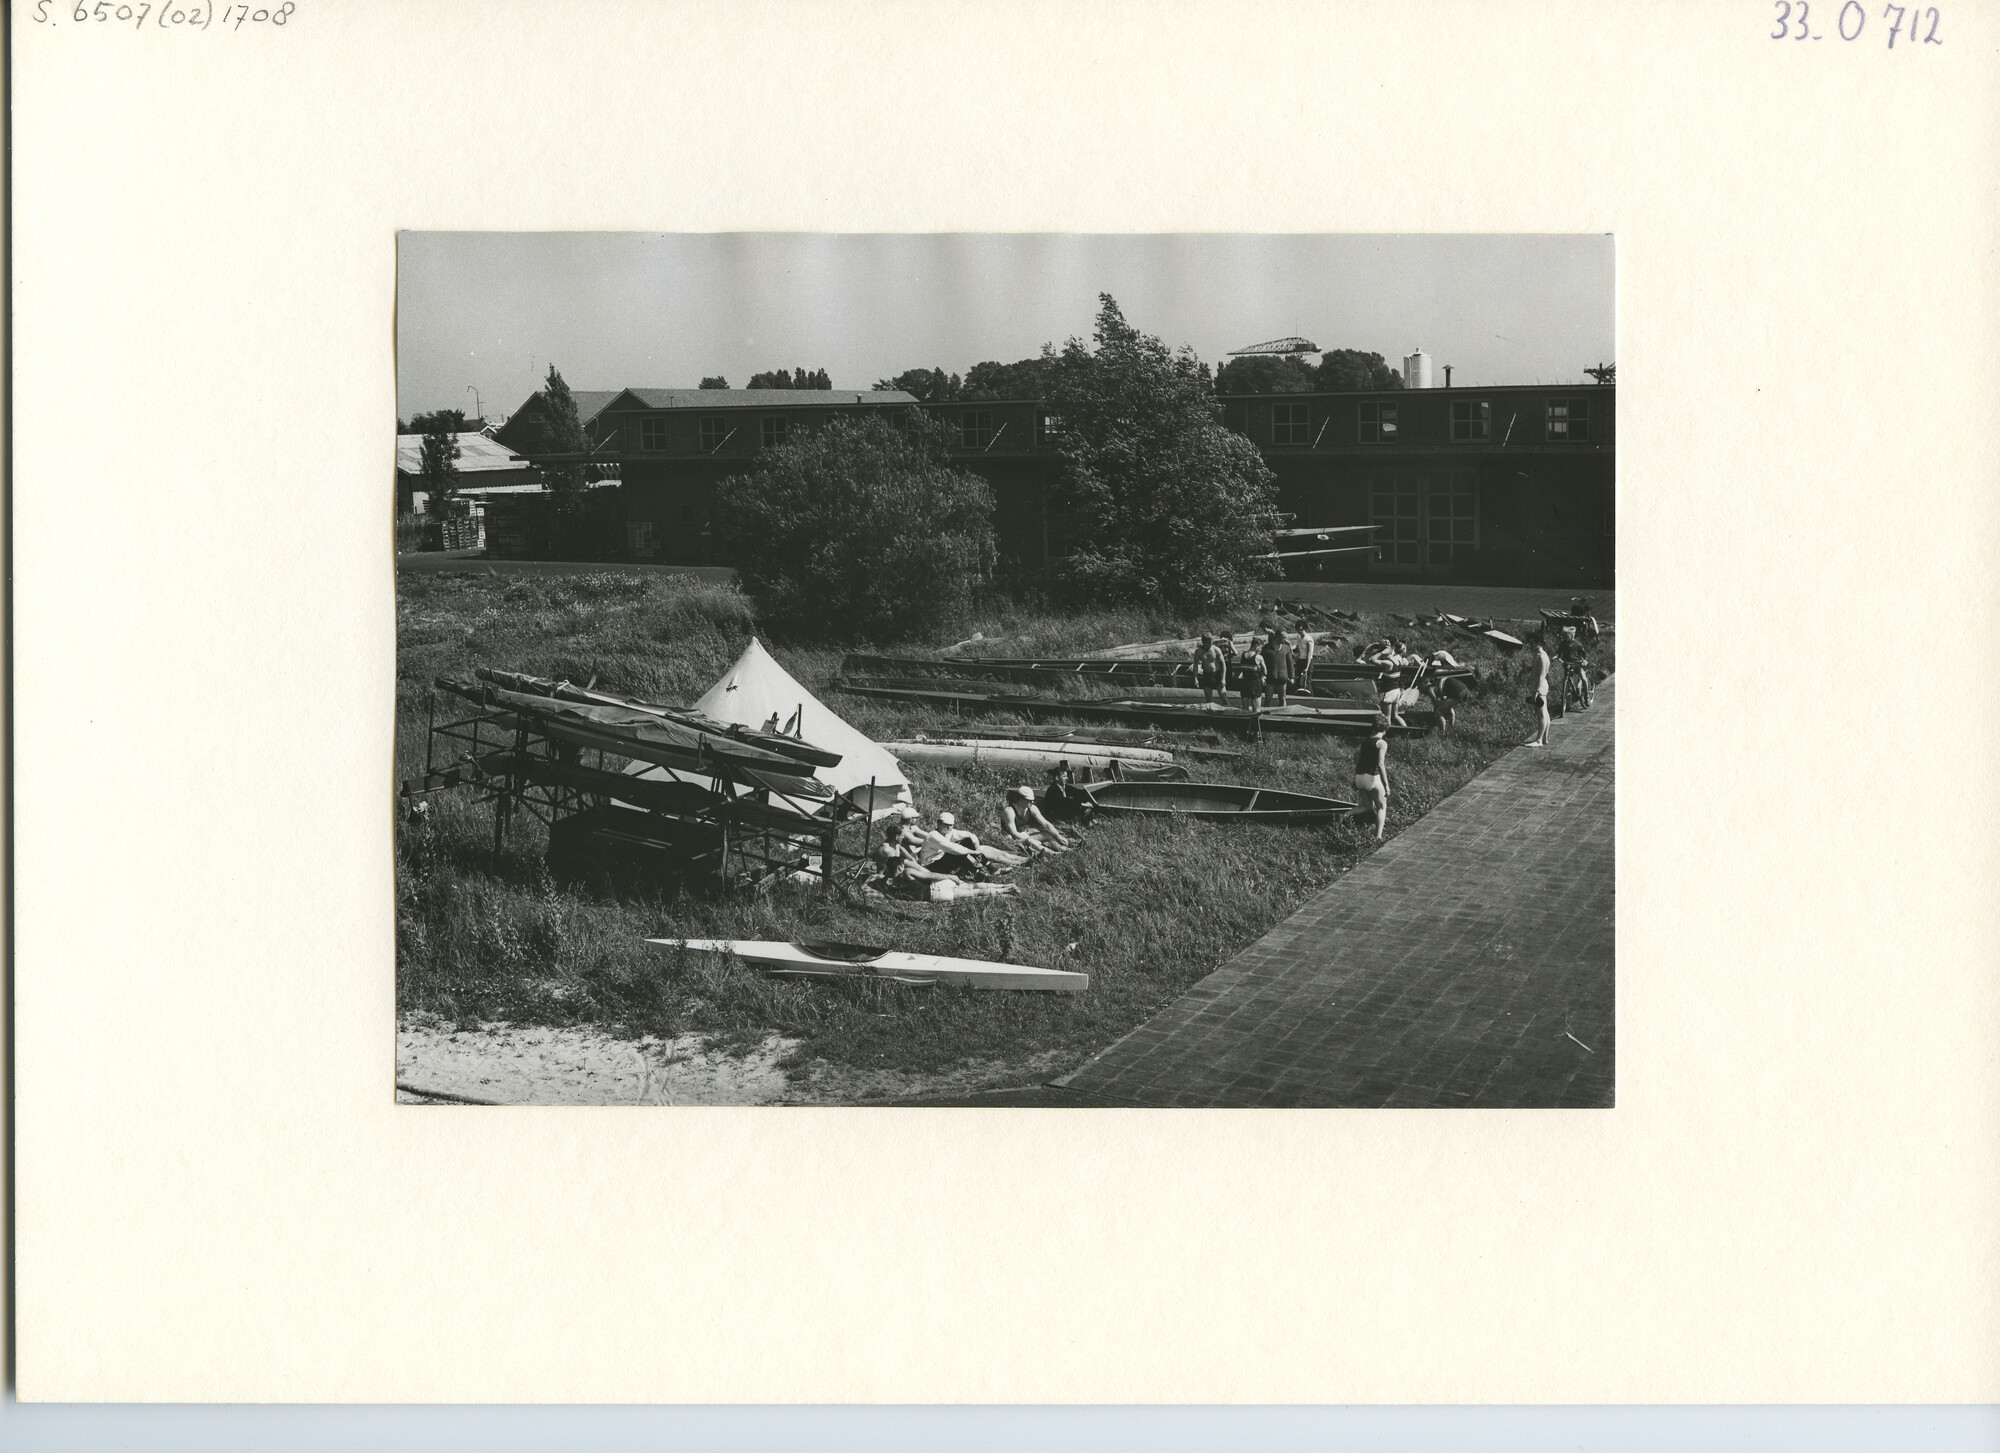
top-left (1370, 470), bottom-right (1478, 575)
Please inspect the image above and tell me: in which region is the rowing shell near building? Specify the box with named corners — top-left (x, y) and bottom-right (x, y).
top-left (648, 939), bottom-right (1089, 993)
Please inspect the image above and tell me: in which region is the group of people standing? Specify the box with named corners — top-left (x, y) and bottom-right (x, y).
top-left (1194, 627), bottom-right (1318, 708)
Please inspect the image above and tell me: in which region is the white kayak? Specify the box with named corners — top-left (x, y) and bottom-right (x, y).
top-left (882, 739), bottom-right (1172, 771)
top-left (648, 938), bottom-right (1088, 993)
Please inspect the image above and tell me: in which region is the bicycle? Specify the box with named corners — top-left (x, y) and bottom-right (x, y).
top-left (1556, 656), bottom-right (1593, 715)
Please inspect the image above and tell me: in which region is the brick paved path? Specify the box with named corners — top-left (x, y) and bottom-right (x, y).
top-left (1056, 678), bottom-right (1615, 1108)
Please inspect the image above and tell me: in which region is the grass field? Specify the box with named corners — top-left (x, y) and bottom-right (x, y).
top-left (396, 568), bottom-right (1613, 1099)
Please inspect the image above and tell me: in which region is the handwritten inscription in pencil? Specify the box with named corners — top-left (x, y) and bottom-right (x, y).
top-left (31, 1), bottom-right (295, 29)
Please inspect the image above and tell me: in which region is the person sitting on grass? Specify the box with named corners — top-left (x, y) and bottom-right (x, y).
top-left (935, 810), bottom-right (1029, 868)
top-left (903, 810), bottom-right (993, 880)
top-left (1000, 785), bottom-right (1072, 855)
top-left (1195, 633), bottom-right (1228, 703)
top-left (1523, 635), bottom-right (1553, 747)
top-left (1042, 758), bottom-right (1096, 825)
top-left (873, 821), bottom-right (1017, 897)
top-left (1350, 719), bottom-right (1392, 841)
top-left (1236, 640), bottom-right (1268, 710)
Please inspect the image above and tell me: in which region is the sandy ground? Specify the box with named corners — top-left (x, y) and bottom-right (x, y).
top-left (395, 1015), bottom-right (1076, 1107)
top-left (396, 1018), bottom-right (798, 1105)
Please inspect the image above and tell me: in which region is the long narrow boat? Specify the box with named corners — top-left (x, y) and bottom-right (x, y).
top-left (883, 738), bottom-right (1174, 768)
top-left (1439, 612), bottom-right (1525, 649)
top-left (940, 724), bottom-right (1246, 760)
top-left (475, 667), bottom-right (840, 767)
top-left (1079, 780), bottom-right (1355, 824)
top-left (833, 680), bottom-right (1428, 737)
top-left (435, 679), bottom-right (834, 795)
top-left (648, 938), bottom-right (1089, 993)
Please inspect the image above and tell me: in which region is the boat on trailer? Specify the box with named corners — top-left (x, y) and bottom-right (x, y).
top-left (1079, 780), bottom-right (1355, 824)
top-left (648, 938), bottom-right (1089, 993)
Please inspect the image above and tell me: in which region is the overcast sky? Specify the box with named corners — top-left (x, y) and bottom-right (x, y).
top-left (396, 234), bottom-right (1614, 421)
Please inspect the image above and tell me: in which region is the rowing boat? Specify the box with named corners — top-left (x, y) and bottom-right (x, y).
top-left (882, 738), bottom-right (1174, 770)
top-left (1439, 613), bottom-right (1525, 649)
top-left (832, 680), bottom-right (1428, 737)
top-left (647, 938), bottom-right (1089, 993)
top-left (1079, 780), bottom-right (1355, 824)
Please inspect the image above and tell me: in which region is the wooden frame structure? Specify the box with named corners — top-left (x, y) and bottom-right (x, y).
top-left (400, 677), bottom-right (879, 894)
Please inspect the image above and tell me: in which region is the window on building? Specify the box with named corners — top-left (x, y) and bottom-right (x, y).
top-left (1271, 402), bottom-right (1310, 446)
top-left (1546, 397), bottom-right (1591, 442)
top-left (760, 415), bottom-right (789, 449)
top-left (1426, 474), bottom-right (1478, 566)
top-left (1370, 473), bottom-right (1423, 567)
top-left (699, 416), bottom-right (727, 451)
top-left (1035, 411), bottom-right (1065, 446)
top-left (1450, 400), bottom-right (1491, 442)
top-left (1359, 402), bottom-right (1400, 443)
top-left (959, 410), bottom-right (995, 448)
top-left (639, 417), bottom-right (668, 451)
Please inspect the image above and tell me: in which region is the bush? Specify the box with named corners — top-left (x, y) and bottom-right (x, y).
top-left (713, 412), bottom-right (996, 643)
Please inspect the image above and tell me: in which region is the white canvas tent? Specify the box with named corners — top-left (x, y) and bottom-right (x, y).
top-left (623, 637), bottom-right (912, 818)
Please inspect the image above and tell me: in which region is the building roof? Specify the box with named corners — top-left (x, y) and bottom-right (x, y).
top-left (502, 389), bottom-right (621, 425)
top-left (395, 432), bottom-right (535, 475)
top-left (614, 388), bottom-right (917, 409)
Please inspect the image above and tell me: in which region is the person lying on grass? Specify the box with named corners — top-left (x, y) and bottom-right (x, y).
top-left (872, 821), bottom-right (1017, 897)
top-left (1000, 786), bottom-right (1072, 854)
top-left (1350, 719), bottom-right (1392, 841)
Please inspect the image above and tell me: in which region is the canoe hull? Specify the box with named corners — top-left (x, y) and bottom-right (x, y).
top-left (1079, 781), bottom-right (1355, 824)
top-left (884, 739), bottom-right (1173, 769)
top-left (649, 938), bottom-right (1088, 993)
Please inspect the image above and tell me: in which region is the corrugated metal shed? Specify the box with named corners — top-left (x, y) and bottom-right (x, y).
top-left (395, 432), bottom-right (535, 476)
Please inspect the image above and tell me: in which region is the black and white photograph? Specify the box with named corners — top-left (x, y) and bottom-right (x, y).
top-left (395, 233), bottom-right (1615, 1107)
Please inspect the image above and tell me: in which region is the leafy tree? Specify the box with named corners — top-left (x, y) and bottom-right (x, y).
top-left (1213, 354), bottom-right (1318, 395)
top-left (747, 367), bottom-right (832, 390)
top-left (713, 411), bottom-right (996, 642)
top-left (404, 407), bottom-right (472, 435)
top-left (526, 366), bottom-right (590, 497)
top-left (1045, 294), bottom-right (1280, 612)
top-left (1315, 349), bottom-right (1404, 391)
top-left (699, 375), bottom-right (730, 389)
top-left (419, 421), bottom-right (462, 507)
top-left (872, 367), bottom-right (961, 403)
top-left (961, 356), bottom-right (1052, 400)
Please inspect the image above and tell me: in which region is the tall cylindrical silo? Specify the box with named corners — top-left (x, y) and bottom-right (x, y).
top-left (1403, 348), bottom-right (1433, 389)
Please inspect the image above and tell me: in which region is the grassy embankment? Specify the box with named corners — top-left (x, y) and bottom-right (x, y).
top-left (396, 570), bottom-right (1613, 1094)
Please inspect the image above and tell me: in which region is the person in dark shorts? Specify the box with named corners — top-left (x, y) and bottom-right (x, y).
top-left (1195, 633), bottom-right (1228, 703)
top-left (1351, 720), bottom-right (1391, 840)
top-left (1261, 626), bottom-right (1294, 707)
top-left (1236, 641), bottom-right (1267, 710)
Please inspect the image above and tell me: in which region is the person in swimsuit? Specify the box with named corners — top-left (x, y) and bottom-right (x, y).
top-left (1000, 786), bottom-right (1071, 854)
top-left (1195, 634), bottom-right (1228, 703)
top-left (1294, 629), bottom-right (1317, 693)
top-left (935, 810), bottom-right (1028, 868)
top-left (1236, 641), bottom-right (1267, 710)
top-left (1523, 636), bottom-right (1552, 747)
top-left (1261, 626), bottom-right (1293, 708)
top-left (1351, 721), bottom-right (1391, 840)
